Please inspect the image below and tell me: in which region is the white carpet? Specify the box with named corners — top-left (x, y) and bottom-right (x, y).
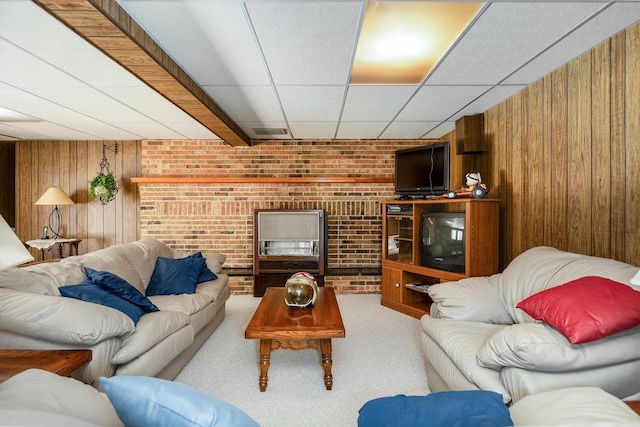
top-left (175, 294), bottom-right (430, 427)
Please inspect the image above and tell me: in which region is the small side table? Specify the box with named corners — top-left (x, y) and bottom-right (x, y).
top-left (0, 350), bottom-right (92, 383)
top-left (25, 238), bottom-right (81, 261)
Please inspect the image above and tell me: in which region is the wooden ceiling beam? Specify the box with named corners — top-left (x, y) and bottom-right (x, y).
top-left (33, 0), bottom-right (252, 147)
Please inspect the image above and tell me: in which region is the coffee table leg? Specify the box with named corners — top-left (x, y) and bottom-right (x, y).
top-left (320, 339), bottom-right (333, 390)
top-left (259, 339), bottom-right (271, 392)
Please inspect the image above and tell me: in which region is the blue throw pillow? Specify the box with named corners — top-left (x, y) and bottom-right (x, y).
top-left (85, 267), bottom-right (159, 313)
top-left (189, 252), bottom-right (219, 283)
top-left (358, 391), bottom-right (513, 427)
top-left (100, 376), bottom-right (259, 427)
top-left (146, 256), bottom-right (206, 296)
top-left (60, 280), bottom-right (146, 324)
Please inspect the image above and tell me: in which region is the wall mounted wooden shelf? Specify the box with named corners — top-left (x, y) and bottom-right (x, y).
top-left (131, 177), bottom-right (394, 184)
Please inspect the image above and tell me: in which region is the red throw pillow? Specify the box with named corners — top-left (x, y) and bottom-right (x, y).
top-left (516, 276), bottom-right (640, 344)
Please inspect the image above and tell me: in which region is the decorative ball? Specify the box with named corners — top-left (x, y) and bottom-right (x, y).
top-left (447, 191), bottom-right (457, 199)
top-left (471, 186), bottom-right (486, 199)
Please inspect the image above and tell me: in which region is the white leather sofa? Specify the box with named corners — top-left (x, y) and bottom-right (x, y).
top-left (1, 370), bottom-right (639, 427)
top-left (0, 239), bottom-right (229, 387)
top-left (421, 246), bottom-right (640, 404)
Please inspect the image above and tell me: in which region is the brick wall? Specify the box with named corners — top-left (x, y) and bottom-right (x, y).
top-left (138, 139), bottom-right (432, 294)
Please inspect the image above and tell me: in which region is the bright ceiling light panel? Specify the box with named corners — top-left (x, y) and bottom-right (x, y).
top-left (351, 1), bottom-right (484, 84)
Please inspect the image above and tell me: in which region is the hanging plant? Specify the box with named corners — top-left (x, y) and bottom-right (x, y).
top-left (89, 171), bottom-right (119, 205)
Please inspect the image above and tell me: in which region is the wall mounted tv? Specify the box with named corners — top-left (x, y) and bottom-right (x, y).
top-left (395, 142), bottom-right (450, 199)
top-left (420, 212), bottom-right (465, 274)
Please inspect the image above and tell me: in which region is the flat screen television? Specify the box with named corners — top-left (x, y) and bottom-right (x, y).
top-left (395, 142), bottom-right (450, 198)
top-left (420, 212), bottom-right (465, 273)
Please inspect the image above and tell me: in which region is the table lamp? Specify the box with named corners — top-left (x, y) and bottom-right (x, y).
top-left (0, 214), bottom-right (34, 269)
top-left (34, 187), bottom-right (74, 239)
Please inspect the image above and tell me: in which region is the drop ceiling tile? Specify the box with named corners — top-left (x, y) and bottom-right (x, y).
top-left (246, 1), bottom-right (362, 85)
top-left (423, 122), bottom-right (456, 139)
top-left (504, 2), bottom-right (640, 85)
top-left (98, 86), bottom-right (197, 123)
top-left (119, 0), bottom-right (271, 86)
top-left (109, 122), bottom-right (185, 140)
top-left (396, 86), bottom-right (490, 122)
top-left (203, 86), bottom-right (284, 122)
top-left (0, 123), bottom-right (42, 140)
top-left (427, 2), bottom-right (606, 85)
top-left (0, 40), bottom-right (87, 89)
top-left (34, 87), bottom-right (151, 123)
top-left (455, 85), bottom-right (526, 118)
top-left (0, 87), bottom-right (87, 122)
top-left (162, 122), bottom-right (220, 140)
top-left (1, 1), bottom-right (143, 88)
top-left (341, 85), bottom-right (417, 122)
top-left (336, 122), bottom-right (389, 139)
top-left (55, 121), bottom-right (143, 140)
top-left (7, 121), bottom-right (102, 140)
top-left (289, 122), bottom-right (338, 140)
top-left (277, 86), bottom-right (345, 122)
top-left (380, 122), bottom-right (436, 139)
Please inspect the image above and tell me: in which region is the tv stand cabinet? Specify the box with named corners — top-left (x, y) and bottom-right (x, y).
top-left (381, 199), bottom-right (499, 318)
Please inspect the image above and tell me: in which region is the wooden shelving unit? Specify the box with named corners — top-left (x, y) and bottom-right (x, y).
top-left (381, 198), bottom-right (499, 318)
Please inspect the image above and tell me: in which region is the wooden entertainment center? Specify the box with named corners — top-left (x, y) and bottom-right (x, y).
top-left (381, 198), bottom-right (499, 318)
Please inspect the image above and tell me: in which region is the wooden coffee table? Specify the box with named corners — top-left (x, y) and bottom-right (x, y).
top-left (245, 286), bottom-right (345, 392)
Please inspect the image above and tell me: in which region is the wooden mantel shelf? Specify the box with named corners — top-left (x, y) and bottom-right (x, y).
top-left (131, 177), bottom-right (394, 184)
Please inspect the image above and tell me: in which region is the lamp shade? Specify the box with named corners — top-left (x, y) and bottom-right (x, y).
top-left (35, 187), bottom-right (74, 206)
top-left (0, 215), bottom-right (34, 269)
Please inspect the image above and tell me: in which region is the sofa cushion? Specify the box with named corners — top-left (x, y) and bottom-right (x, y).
top-left (0, 369), bottom-right (123, 427)
top-left (509, 387), bottom-right (640, 426)
top-left (68, 250), bottom-right (145, 294)
top-left (477, 322), bottom-right (640, 372)
top-left (499, 247), bottom-right (639, 324)
top-left (189, 252), bottom-right (219, 283)
top-left (100, 376), bottom-right (259, 427)
top-left (0, 288), bottom-right (134, 345)
top-left (112, 310), bottom-right (191, 364)
top-left (85, 268), bottom-right (159, 313)
top-left (358, 391), bottom-right (513, 427)
top-left (428, 275), bottom-right (512, 324)
top-left (116, 239), bottom-right (176, 287)
top-left (173, 249), bottom-right (226, 275)
top-left (516, 276), bottom-right (640, 344)
top-left (148, 278), bottom-right (226, 315)
top-left (632, 269), bottom-right (640, 285)
top-left (498, 247), bottom-right (583, 323)
top-left (60, 280), bottom-right (147, 324)
top-left (146, 256), bottom-right (206, 296)
top-left (0, 262), bottom-right (85, 296)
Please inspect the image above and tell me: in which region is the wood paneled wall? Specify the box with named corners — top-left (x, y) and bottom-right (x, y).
top-left (471, 22), bottom-right (640, 269)
top-left (0, 142), bottom-right (16, 227)
top-left (15, 140), bottom-right (141, 259)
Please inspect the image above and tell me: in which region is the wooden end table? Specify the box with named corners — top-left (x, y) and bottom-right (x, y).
top-left (0, 350), bottom-right (92, 383)
top-left (245, 287), bottom-right (345, 392)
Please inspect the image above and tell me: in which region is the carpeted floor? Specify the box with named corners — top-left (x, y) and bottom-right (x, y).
top-left (175, 293), bottom-right (430, 427)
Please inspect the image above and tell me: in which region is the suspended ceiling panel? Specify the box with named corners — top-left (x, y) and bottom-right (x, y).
top-left (0, 0), bottom-right (221, 141)
top-left (1, 0), bottom-right (639, 141)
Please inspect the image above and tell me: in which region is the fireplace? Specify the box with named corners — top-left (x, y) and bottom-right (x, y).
top-left (253, 209), bottom-right (327, 297)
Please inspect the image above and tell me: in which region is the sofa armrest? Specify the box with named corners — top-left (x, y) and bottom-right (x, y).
top-left (477, 322), bottom-right (640, 372)
top-left (428, 274), bottom-right (512, 324)
top-left (0, 289), bottom-right (134, 346)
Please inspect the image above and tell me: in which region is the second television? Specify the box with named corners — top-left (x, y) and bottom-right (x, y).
top-left (395, 142), bottom-right (450, 199)
top-left (420, 211), bottom-right (466, 274)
